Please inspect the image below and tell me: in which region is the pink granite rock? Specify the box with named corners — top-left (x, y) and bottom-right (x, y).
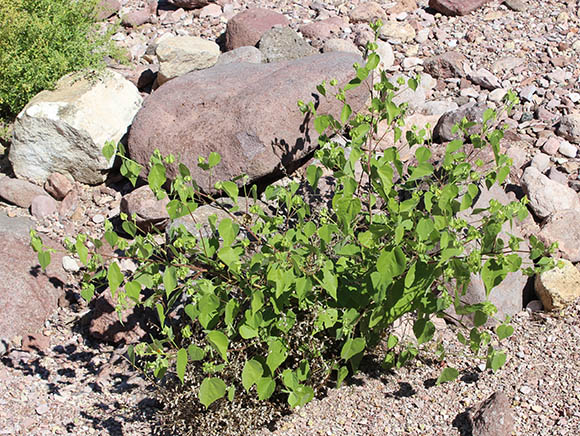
top-left (226, 8), bottom-right (289, 50)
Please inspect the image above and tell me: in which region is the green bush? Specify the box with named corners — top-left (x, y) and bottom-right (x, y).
top-left (0, 0), bottom-right (123, 119)
top-left (31, 23), bottom-right (554, 436)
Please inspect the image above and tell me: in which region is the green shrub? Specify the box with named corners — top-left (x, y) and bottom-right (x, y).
top-left (31, 23), bottom-right (554, 436)
top-left (0, 0), bottom-right (123, 119)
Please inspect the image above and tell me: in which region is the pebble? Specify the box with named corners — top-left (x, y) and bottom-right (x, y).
top-left (62, 256), bottom-right (80, 273)
top-left (92, 214), bottom-right (105, 224)
top-left (402, 57), bottom-right (422, 69)
top-left (559, 140), bottom-right (577, 158)
top-left (568, 92), bottom-right (580, 103)
top-left (531, 152), bottom-right (551, 173)
top-left (489, 88), bottom-right (508, 102)
top-left (520, 85), bottom-right (538, 102)
top-left (35, 403), bottom-right (49, 415)
top-left (520, 385), bottom-right (533, 395)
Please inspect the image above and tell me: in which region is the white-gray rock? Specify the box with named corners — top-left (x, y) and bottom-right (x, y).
top-left (469, 68), bottom-right (501, 90)
top-left (391, 73), bottom-right (429, 111)
top-left (521, 166), bottom-right (580, 219)
top-left (488, 88), bottom-right (508, 102)
top-left (10, 70), bottom-right (142, 185)
top-left (216, 46), bottom-right (263, 65)
top-left (418, 100), bottom-right (459, 116)
top-left (558, 140), bottom-right (577, 158)
top-left (157, 36), bottom-right (220, 85)
top-left (557, 112), bottom-right (580, 144)
top-left (376, 40), bottom-right (394, 70)
top-left (530, 152), bottom-right (551, 173)
top-left (322, 38), bottom-right (361, 55)
top-left (62, 256), bottom-right (80, 273)
top-left (402, 57), bottom-right (423, 69)
top-left (415, 28), bottom-right (430, 44)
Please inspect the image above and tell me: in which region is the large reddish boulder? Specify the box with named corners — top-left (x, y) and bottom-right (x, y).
top-left (128, 52), bottom-right (368, 193)
top-left (428, 0), bottom-right (492, 16)
top-left (226, 8), bottom-right (289, 50)
top-left (0, 213), bottom-right (66, 343)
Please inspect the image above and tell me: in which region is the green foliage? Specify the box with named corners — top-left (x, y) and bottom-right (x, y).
top-left (32, 23), bottom-right (556, 436)
top-left (0, 0), bottom-right (124, 119)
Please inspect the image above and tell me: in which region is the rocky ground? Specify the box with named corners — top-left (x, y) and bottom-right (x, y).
top-left (2, 0), bottom-right (580, 434)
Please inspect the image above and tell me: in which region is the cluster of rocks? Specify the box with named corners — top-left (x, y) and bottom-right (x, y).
top-left (1, 0), bottom-right (580, 417)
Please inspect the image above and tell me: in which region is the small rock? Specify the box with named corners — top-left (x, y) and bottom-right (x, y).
top-left (322, 38), bottom-right (361, 55)
top-left (216, 46), bottom-right (263, 65)
top-left (199, 3), bottom-right (221, 18)
top-left (59, 190), bottom-right (79, 220)
top-left (469, 68), bottom-right (501, 90)
top-left (433, 102), bottom-right (487, 142)
top-left (379, 20), bottom-right (416, 43)
top-left (548, 167), bottom-right (568, 185)
top-left (488, 88), bottom-right (508, 103)
top-left (0, 339), bottom-right (7, 356)
top-left (62, 256), bottom-right (80, 273)
top-left (535, 259), bottom-right (580, 311)
top-left (120, 186), bottom-right (170, 232)
top-left (121, 10), bottom-right (151, 28)
top-left (520, 85), bottom-right (537, 102)
top-left (376, 40), bottom-right (395, 70)
top-left (521, 166), bottom-right (580, 219)
top-left (567, 92), bottom-right (580, 104)
top-left (30, 195), bottom-right (58, 219)
top-left (557, 112), bottom-right (580, 144)
top-left (559, 140), bottom-right (577, 158)
top-left (96, 0), bottom-right (121, 20)
top-left (349, 1), bottom-right (387, 23)
top-left (542, 137), bottom-right (560, 159)
top-left (530, 152), bottom-right (551, 173)
top-left (0, 178), bottom-right (46, 209)
top-left (423, 51), bottom-right (466, 79)
top-left (503, 0), bottom-right (527, 11)
top-left (156, 36), bottom-right (220, 85)
top-left (415, 28), bottom-right (430, 44)
top-left (258, 26), bottom-right (317, 63)
top-left (469, 391), bottom-right (515, 436)
top-left (526, 300), bottom-right (543, 312)
top-left (460, 87), bottom-right (479, 98)
top-left (44, 173), bottom-right (73, 201)
top-left (92, 214), bottom-right (105, 224)
top-left (402, 57), bottom-right (423, 69)
top-left (35, 403), bottom-right (50, 415)
top-left (519, 385), bottom-right (532, 395)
